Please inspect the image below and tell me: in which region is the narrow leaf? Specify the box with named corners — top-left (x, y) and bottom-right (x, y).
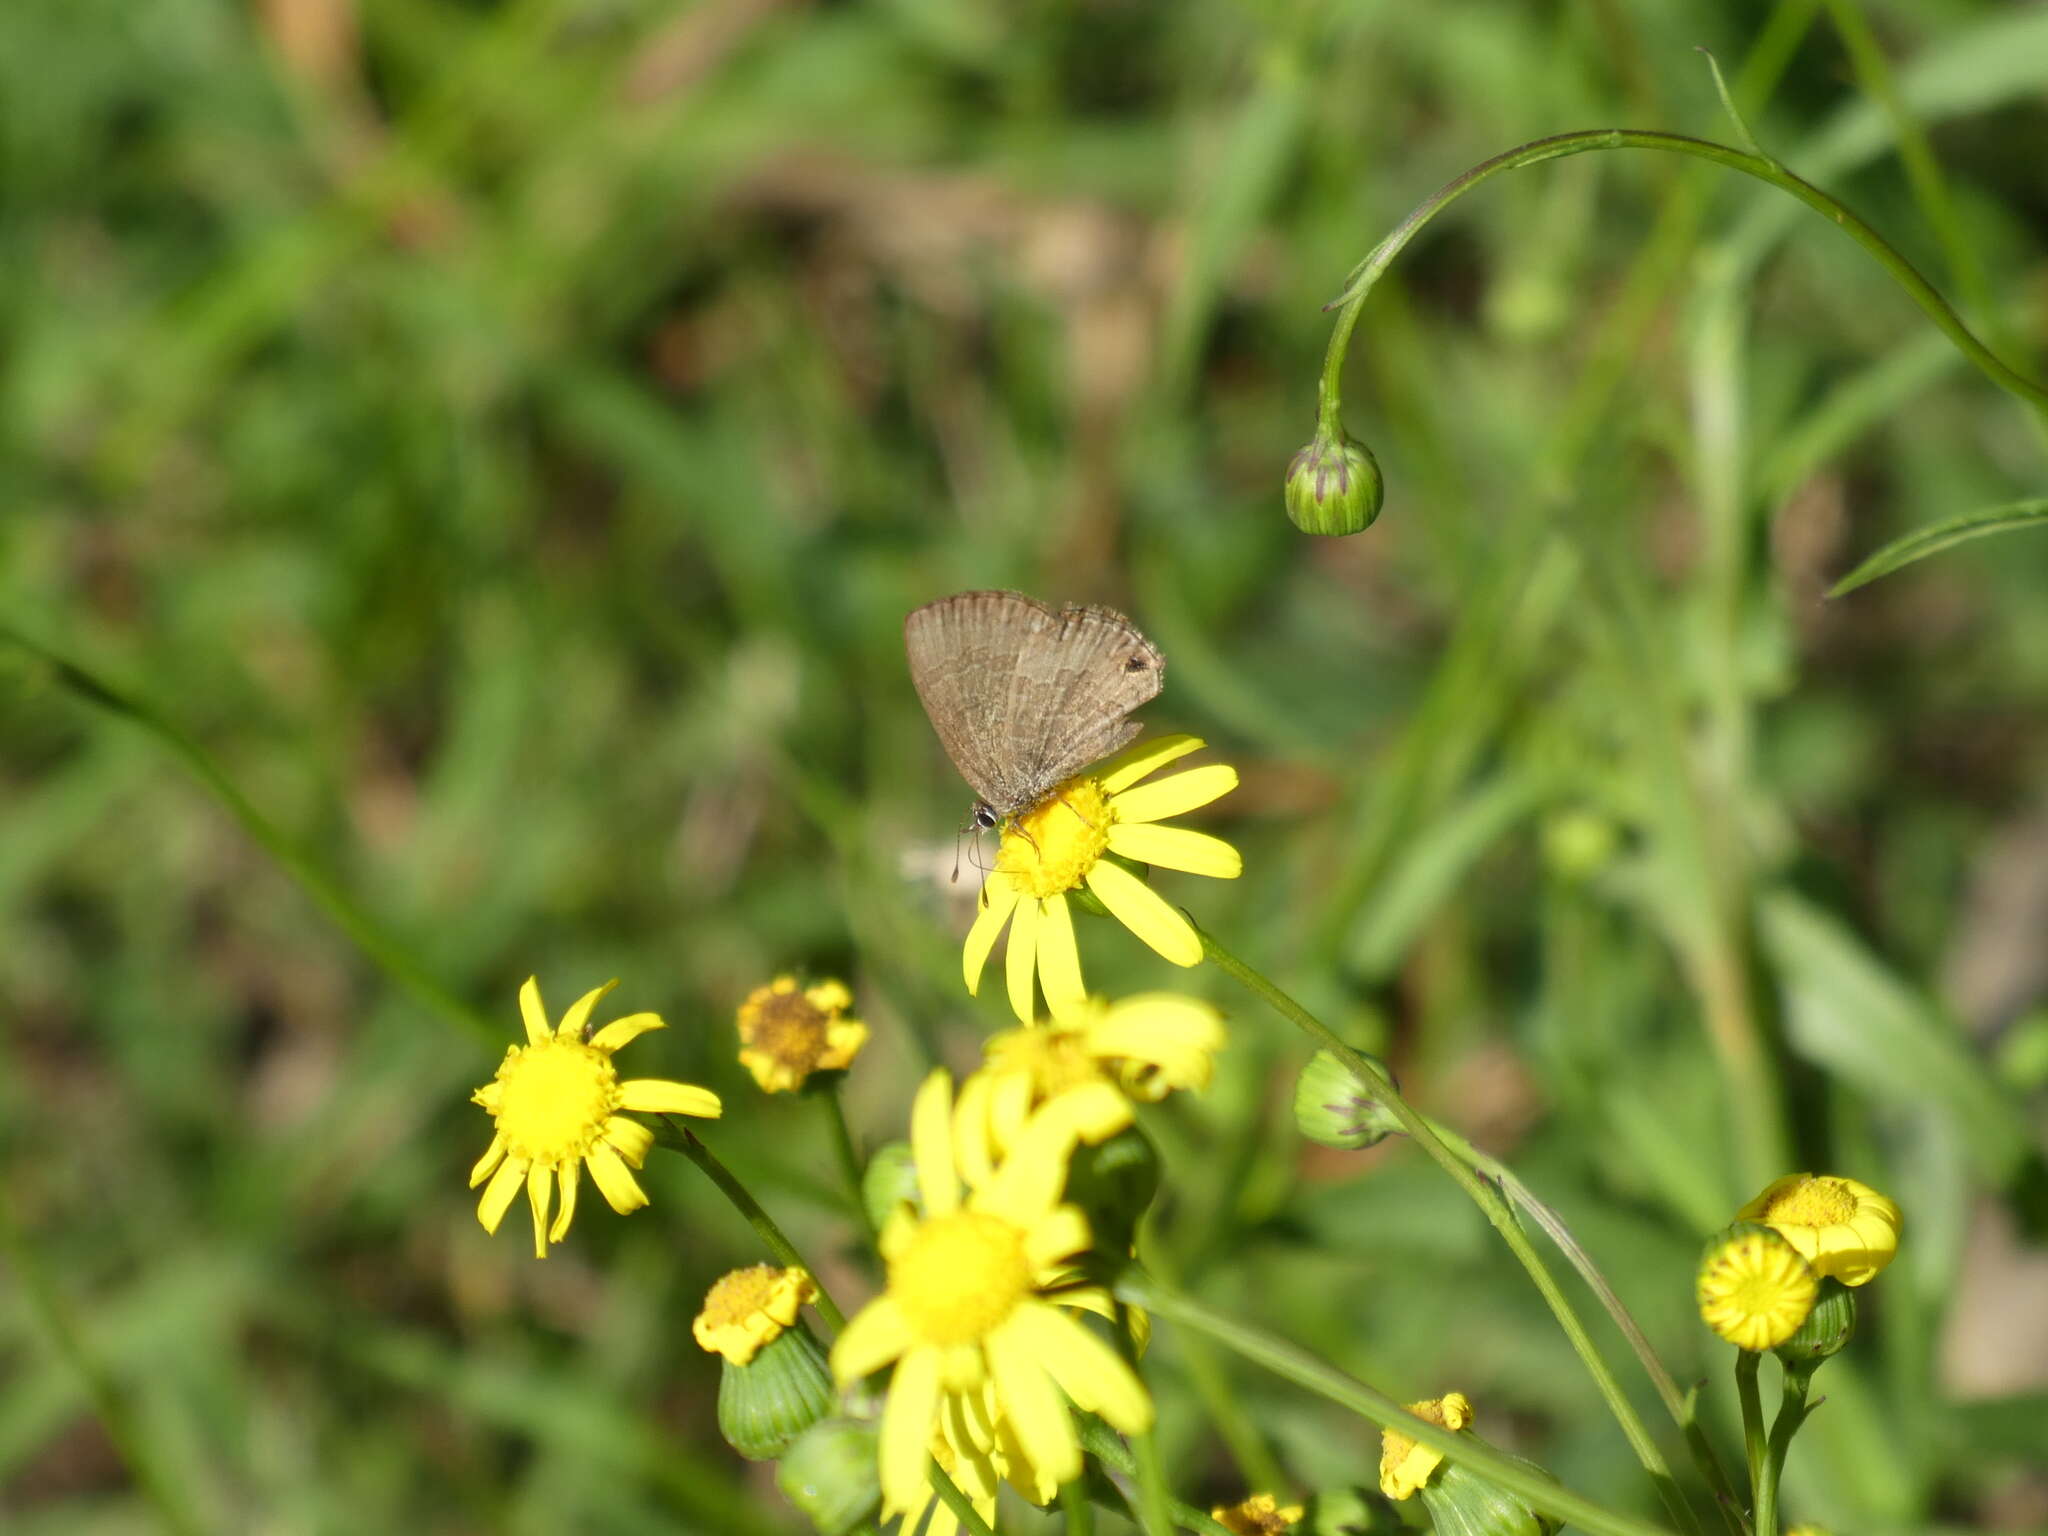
top-left (1828, 497), bottom-right (2048, 596)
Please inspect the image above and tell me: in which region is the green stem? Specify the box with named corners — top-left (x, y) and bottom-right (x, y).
top-left (1125, 1274), bottom-right (1676, 1536)
top-left (1317, 130), bottom-right (2048, 429)
top-left (658, 1120), bottom-right (846, 1333)
top-left (1075, 1417), bottom-right (1243, 1536)
top-left (1752, 1367), bottom-right (1812, 1536)
top-left (0, 625), bottom-right (496, 1045)
top-left (1195, 926), bottom-right (1698, 1534)
top-left (1127, 1426), bottom-right (1178, 1536)
top-left (929, 1461), bottom-right (1000, 1536)
top-left (0, 1188), bottom-right (207, 1536)
top-left (1735, 1352), bottom-right (1766, 1495)
top-left (1139, 1239), bottom-right (1288, 1495)
top-left (1061, 1478), bottom-right (1096, 1536)
top-left (819, 1085), bottom-right (880, 1250)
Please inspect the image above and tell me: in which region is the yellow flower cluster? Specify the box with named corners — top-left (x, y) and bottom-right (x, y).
top-left (1697, 1173), bottom-right (1902, 1351)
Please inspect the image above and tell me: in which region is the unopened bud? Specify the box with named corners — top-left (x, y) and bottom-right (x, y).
top-left (776, 1418), bottom-right (881, 1535)
top-left (1774, 1277), bottom-right (1856, 1367)
top-left (717, 1322), bottom-right (834, 1460)
top-left (1294, 1048), bottom-right (1402, 1150)
top-left (1284, 427), bottom-right (1382, 536)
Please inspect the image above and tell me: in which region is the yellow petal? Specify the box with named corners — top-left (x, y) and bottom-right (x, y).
top-left (1085, 860), bottom-right (1202, 965)
top-left (468, 1132), bottom-right (507, 1189)
top-left (832, 1294), bottom-right (913, 1382)
top-left (1011, 1300), bottom-right (1152, 1433)
top-left (989, 1069), bottom-right (1034, 1160)
top-left (985, 1314), bottom-right (1081, 1487)
top-left (585, 1142), bottom-right (648, 1213)
top-left (953, 1071), bottom-right (999, 1191)
top-left (618, 1080), bottom-right (722, 1118)
top-left (551, 1162), bottom-right (579, 1242)
top-left (879, 1346), bottom-right (944, 1514)
top-left (476, 1157), bottom-right (526, 1234)
top-left (963, 877), bottom-right (1021, 996)
top-left (1024, 1205), bottom-right (1091, 1271)
top-left (604, 1116), bottom-right (655, 1169)
top-left (1005, 894), bottom-right (1040, 1023)
top-left (1036, 1080), bottom-right (1132, 1144)
top-left (1035, 894), bottom-right (1088, 1019)
top-left (1109, 762), bottom-right (1239, 823)
top-left (589, 1011), bottom-right (665, 1053)
top-left (518, 977), bottom-right (550, 1046)
top-left (912, 1069), bottom-right (961, 1217)
top-left (1097, 734), bottom-right (1205, 793)
top-left (1106, 822), bottom-right (1243, 879)
top-left (559, 980), bottom-right (621, 1041)
top-left (527, 1163), bottom-right (554, 1258)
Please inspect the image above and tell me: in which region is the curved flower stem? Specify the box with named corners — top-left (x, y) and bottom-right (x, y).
top-left (1122, 1273), bottom-right (1676, 1536)
top-left (1316, 128), bottom-right (2048, 435)
top-left (1427, 1118), bottom-right (1744, 1530)
top-left (820, 1085), bottom-right (881, 1251)
top-left (1195, 925), bottom-right (1699, 1535)
top-left (658, 1119), bottom-right (847, 1333)
top-left (1127, 1427), bottom-right (1178, 1536)
top-left (1751, 1367), bottom-right (1812, 1536)
top-left (929, 1462), bottom-right (1001, 1536)
top-left (1735, 1352), bottom-right (1766, 1494)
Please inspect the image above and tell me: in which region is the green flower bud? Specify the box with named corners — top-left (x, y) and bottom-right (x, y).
top-left (1285, 427), bottom-right (1383, 536)
top-left (1773, 1276), bottom-right (1856, 1367)
top-left (1063, 1123), bottom-right (1162, 1255)
top-left (861, 1140), bottom-right (919, 1234)
top-left (1294, 1048), bottom-right (1403, 1150)
top-left (1304, 1485), bottom-right (1403, 1533)
top-left (1418, 1455), bottom-right (1563, 1536)
top-left (776, 1418), bottom-right (881, 1536)
top-left (717, 1320), bottom-right (834, 1460)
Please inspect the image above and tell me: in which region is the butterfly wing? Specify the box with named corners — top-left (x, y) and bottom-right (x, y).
top-left (1004, 601), bottom-right (1163, 801)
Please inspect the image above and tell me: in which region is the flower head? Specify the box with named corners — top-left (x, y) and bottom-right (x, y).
top-left (1736, 1173), bottom-right (1901, 1287)
top-left (829, 1071), bottom-right (1151, 1513)
top-left (965, 735), bottom-right (1240, 1023)
top-left (1212, 1492), bottom-right (1305, 1534)
top-left (1380, 1392), bottom-right (1473, 1500)
top-left (955, 993), bottom-right (1224, 1181)
top-left (736, 976), bottom-right (869, 1093)
top-left (469, 978), bottom-right (721, 1257)
top-left (1697, 1223), bottom-right (1818, 1351)
top-left (694, 1264), bottom-right (817, 1365)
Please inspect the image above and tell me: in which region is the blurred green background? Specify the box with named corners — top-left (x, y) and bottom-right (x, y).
top-left (4, 0), bottom-right (2046, 1531)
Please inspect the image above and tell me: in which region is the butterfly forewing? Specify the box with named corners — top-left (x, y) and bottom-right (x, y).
top-left (904, 590), bottom-right (1164, 818)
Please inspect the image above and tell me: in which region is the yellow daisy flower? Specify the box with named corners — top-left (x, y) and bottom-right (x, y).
top-left (964, 734), bottom-right (1240, 1023)
top-left (1736, 1172), bottom-right (1902, 1287)
top-left (1380, 1391), bottom-right (1473, 1500)
top-left (693, 1264), bottom-right (817, 1365)
top-left (469, 977), bottom-right (721, 1257)
top-left (735, 976), bottom-right (869, 1093)
top-left (955, 992), bottom-right (1224, 1182)
top-left (1212, 1492), bottom-right (1305, 1533)
top-left (1697, 1223), bottom-right (1819, 1351)
top-left (829, 1070), bottom-right (1152, 1513)
top-left (895, 1380), bottom-right (1059, 1532)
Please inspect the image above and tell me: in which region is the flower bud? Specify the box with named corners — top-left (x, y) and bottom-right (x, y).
top-left (861, 1140), bottom-right (919, 1234)
top-left (776, 1418), bottom-right (882, 1535)
top-left (1773, 1277), bottom-right (1856, 1367)
top-left (1696, 1222), bottom-right (1817, 1352)
top-left (1284, 427), bottom-right (1382, 536)
top-left (1293, 1048), bottom-right (1403, 1150)
top-left (1418, 1455), bottom-right (1563, 1536)
top-left (717, 1321), bottom-right (834, 1460)
top-left (1064, 1123), bottom-right (1162, 1256)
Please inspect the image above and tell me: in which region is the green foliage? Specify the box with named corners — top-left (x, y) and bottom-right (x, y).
top-left (3, 0), bottom-right (2045, 1532)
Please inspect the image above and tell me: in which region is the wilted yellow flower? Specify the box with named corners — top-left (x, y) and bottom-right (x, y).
top-left (964, 735), bottom-right (1240, 1022)
top-left (1380, 1392), bottom-right (1473, 1500)
top-left (736, 976), bottom-right (869, 1093)
top-left (1697, 1223), bottom-right (1818, 1351)
top-left (470, 978), bottom-right (721, 1257)
top-left (694, 1264), bottom-right (817, 1365)
top-left (1737, 1173), bottom-right (1901, 1287)
top-left (1212, 1492), bottom-right (1305, 1534)
top-left (829, 1071), bottom-right (1148, 1514)
top-left (955, 992), bottom-right (1224, 1181)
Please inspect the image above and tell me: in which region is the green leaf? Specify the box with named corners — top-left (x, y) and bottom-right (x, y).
top-left (1827, 498), bottom-right (2048, 597)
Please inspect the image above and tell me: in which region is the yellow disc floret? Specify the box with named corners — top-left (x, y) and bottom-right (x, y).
top-left (890, 1211), bottom-right (1034, 1347)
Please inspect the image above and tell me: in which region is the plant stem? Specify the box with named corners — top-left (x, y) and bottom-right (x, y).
top-left (1735, 1352), bottom-right (1766, 1493)
top-left (820, 1084), bottom-right (880, 1249)
top-left (659, 1119), bottom-right (847, 1333)
top-left (1125, 1274), bottom-right (1676, 1536)
top-left (1317, 129), bottom-right (2048, 427)
top-left (1752, 1367), bottom-right (1812, 1536)
top-left (1062, 1479), bottom-right (1096, 1536)
top-left (1139, 1238), bottom-right (1287, 1495)
top-left (1127, 1426), bottom-right (1178, 1536)
top-left (1076, 1416), bottom-right (1244, 1536)
top-left (929, 1461), bottom-right (1000, 1536)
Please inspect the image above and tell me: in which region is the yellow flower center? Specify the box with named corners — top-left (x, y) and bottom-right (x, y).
top-left (888, 1211), bottom-right (1034, 1346)
top-left (743, 988), bottom-right (834, 1075)
top-left (1760, 1175), bottom-right (1857, 1230)
top-left (488, 1038), bottom-right (619, 1164)
top-left (997, 777), bottom-right (1113, 898)
top-left (984, 1023), bottom-right (1104, 1100)
top-left (701, 1264), bottom-right (786, 1327)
